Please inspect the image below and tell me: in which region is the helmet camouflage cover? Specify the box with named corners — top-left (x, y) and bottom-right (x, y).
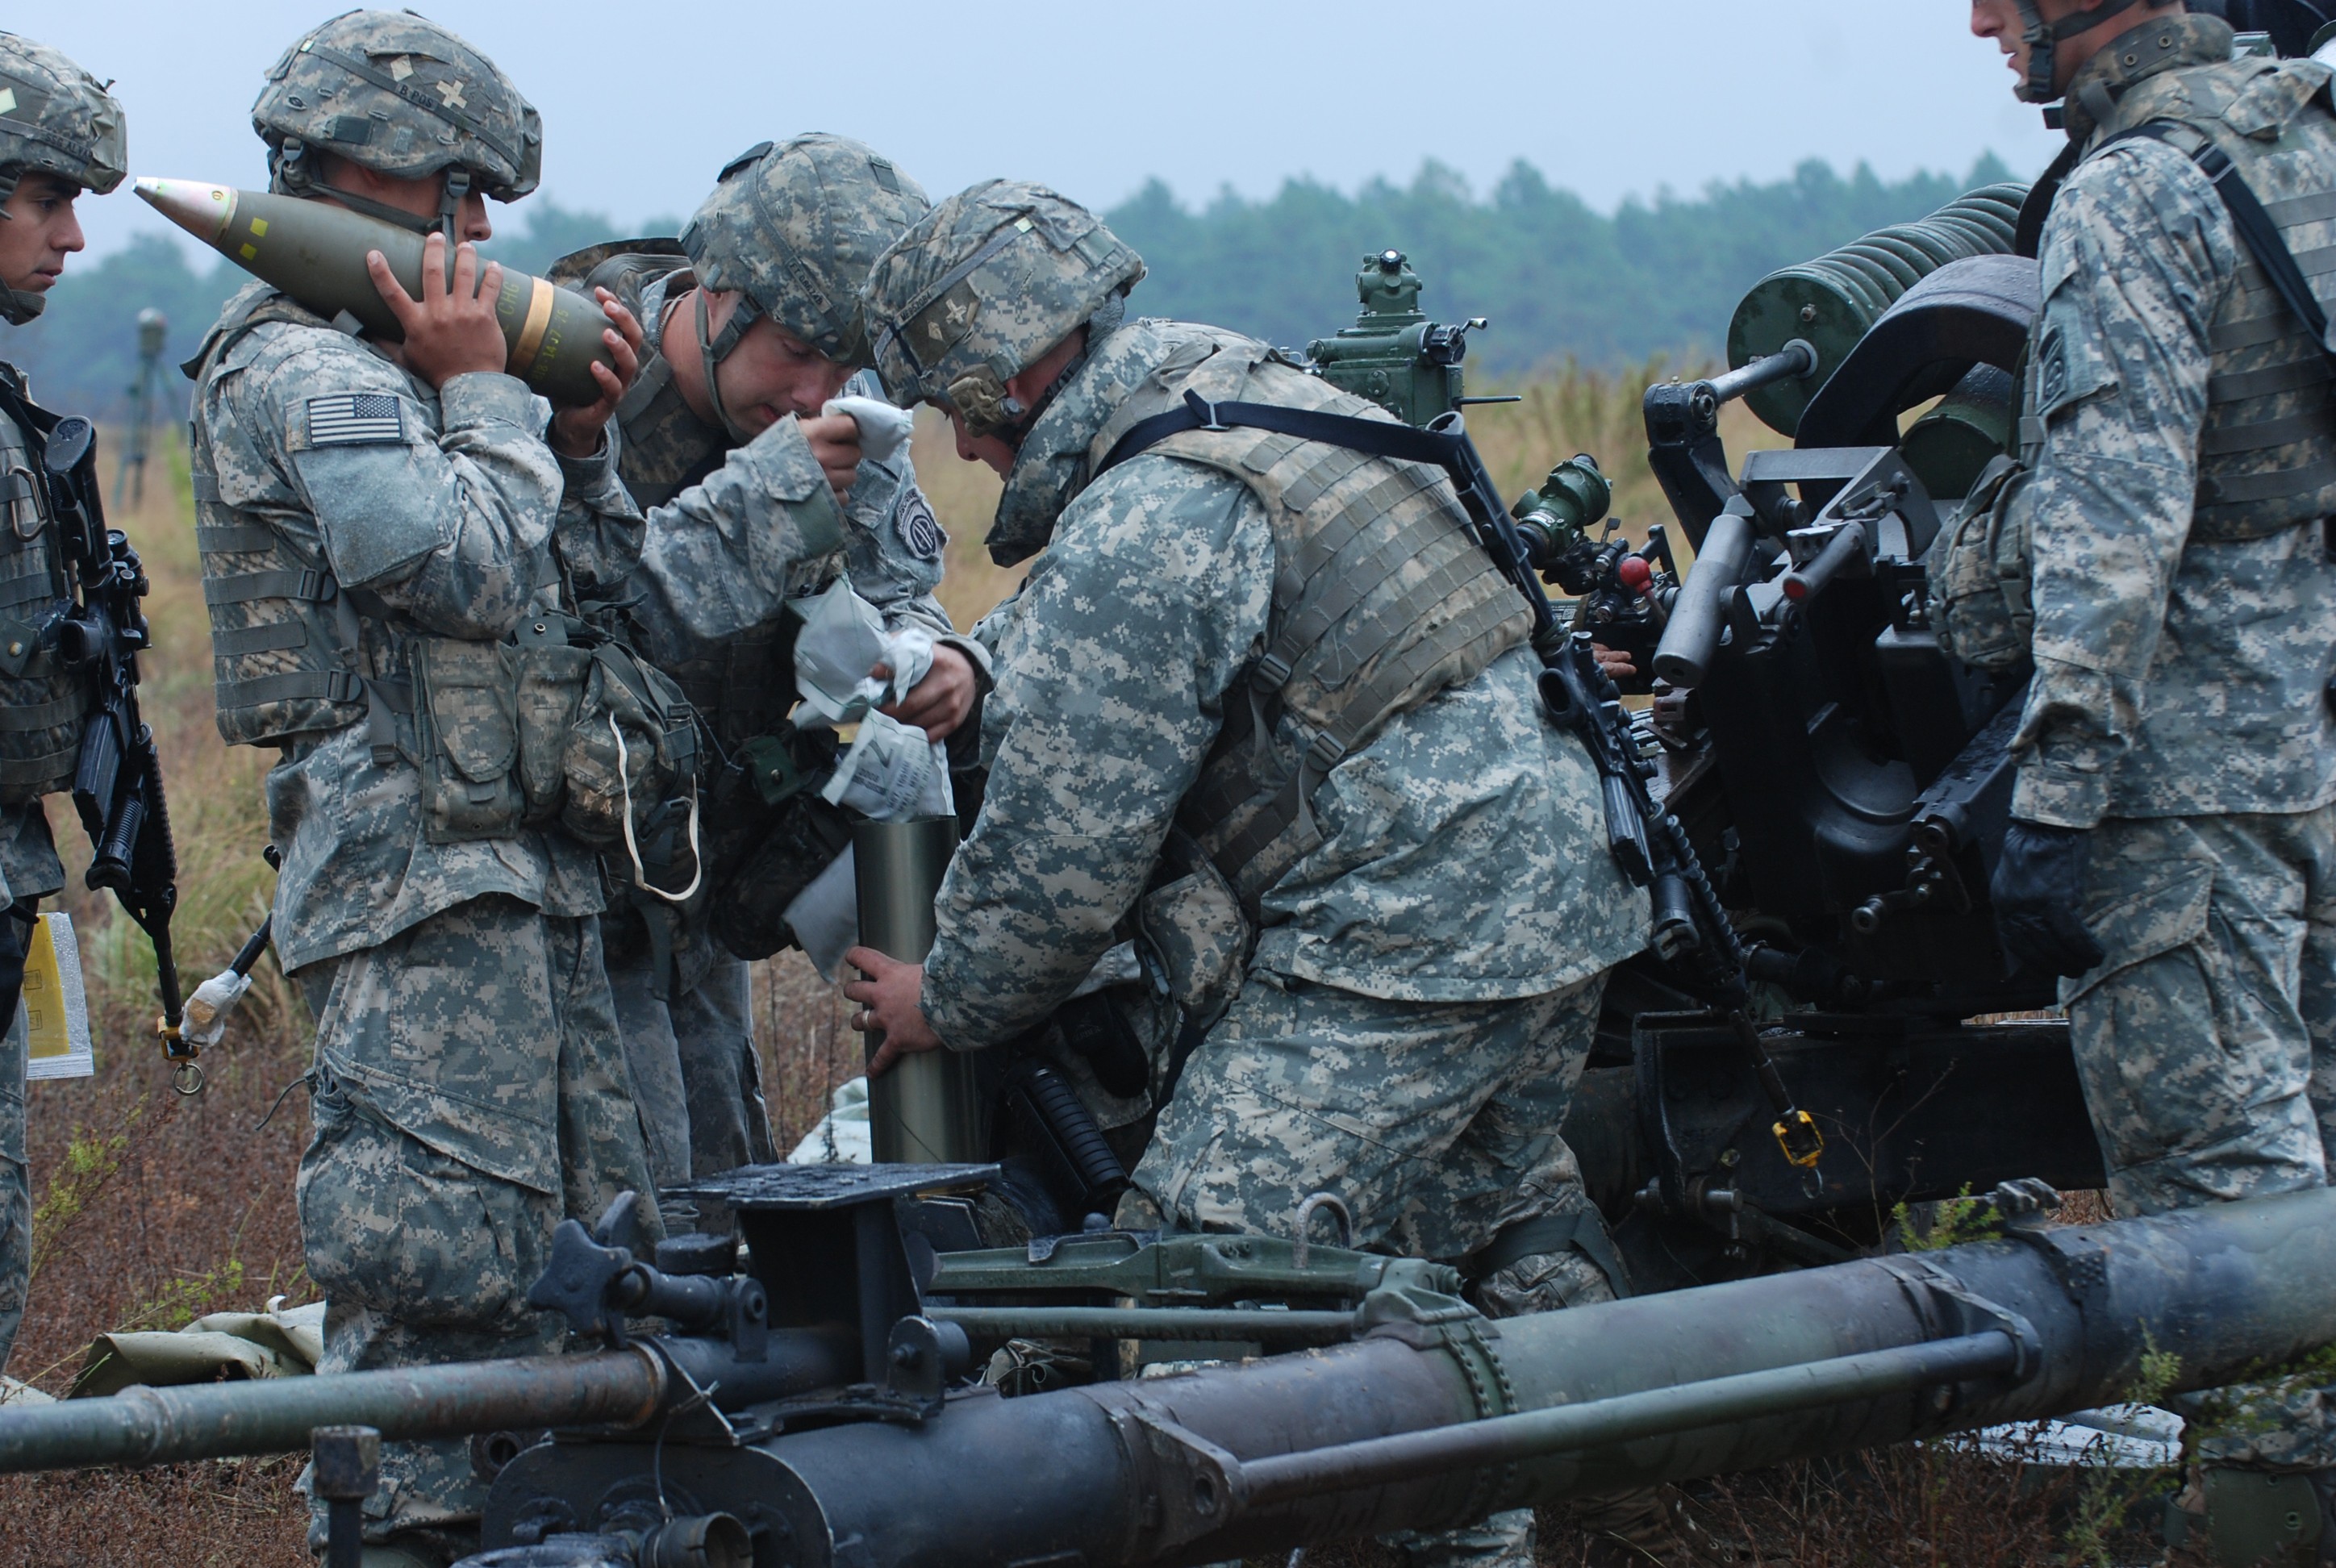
top-left (0, 33), bottom-right (126, 323)
top-left (681, 133), bottom-right (931, 367)
top-left (252, 10), bottom-right (540, 209)
top-left (0, 33), bottom-right (125, 199)
top-left (863, 179), bottom-right (1144, 437)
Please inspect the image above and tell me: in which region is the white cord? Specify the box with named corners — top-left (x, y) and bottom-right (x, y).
top-left (610, 712), bottom-right (703, 904)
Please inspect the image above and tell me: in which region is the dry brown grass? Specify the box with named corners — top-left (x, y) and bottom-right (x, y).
top-left (0, 384), bottom-right (2118, 1567)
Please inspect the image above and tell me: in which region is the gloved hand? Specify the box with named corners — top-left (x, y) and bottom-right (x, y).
top-left (1991, 820), bottom-right (2106, 978)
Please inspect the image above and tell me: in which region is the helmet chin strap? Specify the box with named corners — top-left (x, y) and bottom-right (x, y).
top-left (273, 140), bottom-right (475, 244)
top-left (2016, 0), bottom-right (2151, 102)
top-left (986, 290), bottom-right (1131, 453)
top-left (695, 286), bottom-right (761, 446)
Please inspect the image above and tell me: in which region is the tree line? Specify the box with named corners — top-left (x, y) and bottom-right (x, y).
top-left (2, 153), bottom-right (2019, 421)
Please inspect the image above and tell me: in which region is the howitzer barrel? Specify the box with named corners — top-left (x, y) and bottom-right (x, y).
top-left (744, 1187), bottom-right (2336, 1566)
top-left (1652, 500), bottom-right (1758, 687)
top-left (0, 1350), bottom-right (662, 1473)
top-left (134, 179), bottom-right (618, 407)
top-left (0, 1328), bottom-right (857, 1474)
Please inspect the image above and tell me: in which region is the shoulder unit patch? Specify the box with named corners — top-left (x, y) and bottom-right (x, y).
top-left (894, 486), bottom-right (946, 561)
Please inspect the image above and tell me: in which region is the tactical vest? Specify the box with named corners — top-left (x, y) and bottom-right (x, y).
top-left (187, 290), bottom-right (373, 747)
top-left (2079, 49), bottom-right (2336, 540)
top-left (0, 369), bottom-right (83, 805)
top-left (186, 290), bottom-right (699, 866)
top-left (1091, 340), bottom-right (1529, 907)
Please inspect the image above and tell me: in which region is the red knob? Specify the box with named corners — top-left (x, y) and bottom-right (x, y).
top-left (1617, 556), bottom-right (1653, 594)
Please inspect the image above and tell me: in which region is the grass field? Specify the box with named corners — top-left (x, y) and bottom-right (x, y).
top-left (0, 372), bottom-right (2181, 1567)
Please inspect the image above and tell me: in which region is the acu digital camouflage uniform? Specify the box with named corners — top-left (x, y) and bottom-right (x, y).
top-left (549, 135), bottom-right (969, 1220)
top-left (187, 14), bottom-right (662, 1554)
top-left (868, 184), bottom-right (1648, 1566)
top-left (0, 31), bottom-right (126, 1382)
top-left (2008, 13), bottom-right (2336, 1478)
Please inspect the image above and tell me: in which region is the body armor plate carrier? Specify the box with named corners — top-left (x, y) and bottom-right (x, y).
top-left (0, 369), bottom-right (86, 805)
top-left (1091, 340), bottom-right (1528, 910)
top-left (2084, 48), bottom-right (2336, 540)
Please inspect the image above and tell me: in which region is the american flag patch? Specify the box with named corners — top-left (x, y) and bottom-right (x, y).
top-left (306, 393), bottom-right (406, 446)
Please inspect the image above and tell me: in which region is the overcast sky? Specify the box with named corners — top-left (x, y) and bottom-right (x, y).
top-left (34, 0), bottom-right (2063, 256)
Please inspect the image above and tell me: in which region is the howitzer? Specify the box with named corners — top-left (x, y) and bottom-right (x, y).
top-left (1610, 189), bottom-right (2091, 1287)
top-left (1241, 215), bottom-right (2104, 1296)
top-left (2, 1168), bottom-right (2334, 1568)
top-left (0, 379), bottom-right (186, 1082)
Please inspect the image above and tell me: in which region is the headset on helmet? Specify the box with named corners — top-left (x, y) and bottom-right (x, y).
top-left (862, 180), bottom-right (1145, 445)
top-left (0, 32), bottom-right (126, 324)
top-left (251, 9), bottom-right (540, 242)
top-left (677, 134), bottom-right (930, 444)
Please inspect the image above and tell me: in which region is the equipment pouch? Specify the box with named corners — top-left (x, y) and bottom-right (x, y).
top-left (1136, 841), bottom-right (1252, 1024)
top-left (512, 618), bottom-right (589, 825)
top-left (561, 645), bottom-right (699, 853)
top-left (411, 636), bottom-right (524, 844)
top-left (1926, 453), bottom-right (2034, 673)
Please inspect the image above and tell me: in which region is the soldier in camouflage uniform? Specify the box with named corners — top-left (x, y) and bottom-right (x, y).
top-left (177, 13), bottom-right (799, 1561)
top-left (548, 135), bottom-right (979, 1224)
top-left (1965, 2), bottom-right (2336, 1560)
top-left (847, 182), bottom-right (1652, 1568)
top-left (0, 31), bottom-right (123, 1388)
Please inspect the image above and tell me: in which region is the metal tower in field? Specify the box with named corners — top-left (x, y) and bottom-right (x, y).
top-left (114, 307), bottom-right (167, 508)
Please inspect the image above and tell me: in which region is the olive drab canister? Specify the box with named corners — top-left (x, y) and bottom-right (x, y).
top-left (137, 181), bottom-right (619, 407)
top-left (0, 32), bottom-right (127, 324)
top-left (248, 9), bottom-right (539, 240)
top-left (864, 180), bottom-right (1145, 448)
top-left (855, 815), bottom-right (981, 1165)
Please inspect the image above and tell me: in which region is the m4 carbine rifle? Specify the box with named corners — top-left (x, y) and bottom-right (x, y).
top-left (9, 402), bottom-right (186, 1083)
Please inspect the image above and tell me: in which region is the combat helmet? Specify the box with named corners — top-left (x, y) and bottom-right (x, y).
top-left (2008, 0), bottom-right (2159, 102)
top-left (679, 134), bottom-right (930, 442)
top-left (864, 179), bottom-right (1145, 442)
top-left (0, 33), bottom-right (126, 324)
top-left (252, 10), bottom-right (540, 240)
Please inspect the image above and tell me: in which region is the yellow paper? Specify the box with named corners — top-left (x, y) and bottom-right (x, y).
top-left (16, 913), bottom-right (92, 1080)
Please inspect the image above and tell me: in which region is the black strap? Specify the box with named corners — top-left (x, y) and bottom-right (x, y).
top-left (2107, 121), bottom-right (2336, 369)
top-left (1470, 1209), bottom-right (1633, 1299)
top-left (1099, 390), bottom-right (1463, 485)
